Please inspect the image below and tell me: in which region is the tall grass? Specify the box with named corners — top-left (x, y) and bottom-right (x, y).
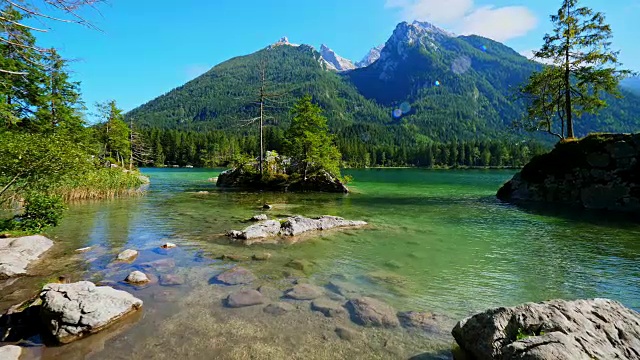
top-left (54, 168), bottom-right (147, 201)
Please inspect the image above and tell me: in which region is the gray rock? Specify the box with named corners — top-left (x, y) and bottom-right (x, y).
top-left (125, 271), bottom-right (149, 284)
top-left (0, 235), bottom-right (53, 279)
top-left (116, 249), bottom-right (138, 262)
top-left (280, 215), bottom-right (367, 236)
top-left (263, 302), bottom-right (295, 315)
top-left (347, 297), bottom-right (399, 328)
top-left (0, 345), bottom-right (22, 360)
top-left (311, 298), bottom-right (347, 317)
top-left (250, 214), bottom-right (268, 221)
top-left (226, 290), bottom-right (265, 308)
top-left (227, 220), bottom-right (281, 240)
top-left (40, 281), bottom-right (143, 344)
top-left (214, 267), bottom-right (257, 285)
top-left (452, 298), bottom-right (640, 360)
top-left (286, 284), bottom-right (325, 300)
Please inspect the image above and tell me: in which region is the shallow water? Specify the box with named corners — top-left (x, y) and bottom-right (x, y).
top-left (2, 168), bottom-right (640, 359)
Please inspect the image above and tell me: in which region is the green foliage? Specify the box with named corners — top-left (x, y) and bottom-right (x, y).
top-left (17, 193), bottom-right (66, 231)
top-left (95, 100), bottom-right (132, 167)
top-left (525, 0), bottom-right (636, 138)
top-left (284, 95), bottom-right (342, 178)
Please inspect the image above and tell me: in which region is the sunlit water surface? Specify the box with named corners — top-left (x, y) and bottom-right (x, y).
top-left (2, 168), bottom-right (639, 359)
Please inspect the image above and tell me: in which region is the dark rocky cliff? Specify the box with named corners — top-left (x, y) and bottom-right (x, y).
top-left (497, 133), bottom-right (640, 212)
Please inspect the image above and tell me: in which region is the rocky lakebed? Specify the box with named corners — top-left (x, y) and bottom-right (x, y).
top-left (2, 211), bottom-right (640, 360)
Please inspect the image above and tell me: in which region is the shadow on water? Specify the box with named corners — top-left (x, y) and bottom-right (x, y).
top-left (500, 199), bottom-right (640, 228)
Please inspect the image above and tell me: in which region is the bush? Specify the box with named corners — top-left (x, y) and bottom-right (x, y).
top-left (16, 193), bottom-right (67, 231)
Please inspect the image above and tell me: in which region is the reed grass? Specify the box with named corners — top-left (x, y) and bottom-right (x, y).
top-left (54, 168), bottom-right (146, 202)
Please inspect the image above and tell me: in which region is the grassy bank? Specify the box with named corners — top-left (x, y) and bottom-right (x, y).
top-left (54, 168), bottom-right (147, 202)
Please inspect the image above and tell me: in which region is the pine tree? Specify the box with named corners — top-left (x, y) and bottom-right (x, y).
top-left (284, 95), bottom-right (341, 179)
top-left (530, 0), bottom-right (634, 138)
top-left (96, 100), bottom-right (131, 167)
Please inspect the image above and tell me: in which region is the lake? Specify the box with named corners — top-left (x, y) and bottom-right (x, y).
top-left (2, 168), bottom-right (640, 359)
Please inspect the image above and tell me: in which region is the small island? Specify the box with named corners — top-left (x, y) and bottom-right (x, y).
top-left (216, 96), bottom-right (350, 193)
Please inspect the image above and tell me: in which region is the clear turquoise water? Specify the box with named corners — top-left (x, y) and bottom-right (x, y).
top-left (2, 168), bottom-right (640, 359)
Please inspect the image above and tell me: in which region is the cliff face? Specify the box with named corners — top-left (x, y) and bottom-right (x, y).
top-left (497, 134), bottom-right (640, 212)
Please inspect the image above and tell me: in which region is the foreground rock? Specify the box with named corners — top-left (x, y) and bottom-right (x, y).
top-left (40, 281), bottom-right (143, 344)
top-left (214, 267), bottom-right (257, 285)
top-left (347, 297), bottom-right (399, 328)
top-left (497, 134), bottom-right (640, 212)
top-left (0, 235), bottom-right (53, 279)
top-left (0, 345), bottom-right (22, 360)
top-left (452, 298), bottom-right (640, 360)
top-left (228, 215), bottom-right (367, 242)
top-left (226, 290), bottom-right (265, 308)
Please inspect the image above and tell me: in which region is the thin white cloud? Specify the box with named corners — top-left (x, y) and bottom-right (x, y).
top-left (519, 50), bottom-right (558, 65)
top-left (385, 0), bottom-right (538, 42)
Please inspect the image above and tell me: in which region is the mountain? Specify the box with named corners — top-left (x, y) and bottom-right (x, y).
top-left (128, 21), bottom-right (640, 143)
top-left (356, 45), bottom-right (384, 68)
top-left (622, 76), bottom-right (640, 94)
top-left (319, 44), bottom-right (356, 71)
top-left (128, 40), bottom-right (389, 131)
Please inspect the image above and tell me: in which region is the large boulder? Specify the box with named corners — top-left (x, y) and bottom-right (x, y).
top-left (227, 215), bottom-right (367, 243)
top-left (40, 281), bottom-right (143, 344)
top-left (346, 297), bottom-right (400, 328)
top-left (497, 134), bottom-right (640, 213)
top-left (0, 235), bottom-right (53, 279)
top-left (280, 215), bottom-right (367, 236)
top-left (452, 298), bottom-right (640, 360)
top-left (227, 220), bottom-right (281, 241)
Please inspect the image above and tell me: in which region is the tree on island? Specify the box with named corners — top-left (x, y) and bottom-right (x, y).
top-left (518, 0), bottom-right (634, 139)
top-left (284, 95), bottom-right (341, 181)
top-left (95, 100), bottom-right (131, 168)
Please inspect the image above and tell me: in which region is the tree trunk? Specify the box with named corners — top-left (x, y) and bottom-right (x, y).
top-left (564, 2), bottom-right (574, 139)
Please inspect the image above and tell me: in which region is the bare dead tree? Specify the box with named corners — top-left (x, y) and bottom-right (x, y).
top-left (237, 57), bottom-right (287, 176)
top-left (129, 118), bottom-right (153, 170)
top-left (0, 0), bottom-right (104, 74)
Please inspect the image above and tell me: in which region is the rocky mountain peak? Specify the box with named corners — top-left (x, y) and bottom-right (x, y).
top-left (319, 44), bottom-right (356, 72)
top-left (356, 44), bottom-right (385, 68)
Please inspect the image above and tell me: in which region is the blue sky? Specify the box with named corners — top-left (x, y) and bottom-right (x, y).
top-left (34, 0), bottom-right (640, 117)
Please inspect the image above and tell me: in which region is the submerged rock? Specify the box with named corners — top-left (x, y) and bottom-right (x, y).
top-left (397, 311), bottom-right (441, 333)
top-left (311, 299), bottom-right (347, 317)
top-left (226, 290), bottom-right (265, 308)
top-left (115, 249), bottom-right (138, 262)
top-left (286, 259), bottom-right (313, 272)
top-left (139, 258), bottom-right (176, 272)
top-left (335, 326), bottom-right (358, 341)
top-left (452, 298), bottom-right (640, 360)
top-left (0, 235), bottom-right (53, 279)
top-left (159, 274), bottom-right (185, 286)
top-left (227, 215), bottom-right (367, 243)
top-left (125, 271), bottom-right (150, 284)
top-left (40, 281), bottom-right (143, 344)
top-left (286, 284), bottom-right (325, 300)
top-left (347, 297), bottom-right (399, 328)
top-left (0, 345), bottom-right (22, 360)
top-left (263, 302), bottom-right (295, 315)
top-left (252, 253), bottom-right (272, 261)
top-left (160, 242), bottom-right (177, 249)
top-left (214, 267), bottom-right (257, 285)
